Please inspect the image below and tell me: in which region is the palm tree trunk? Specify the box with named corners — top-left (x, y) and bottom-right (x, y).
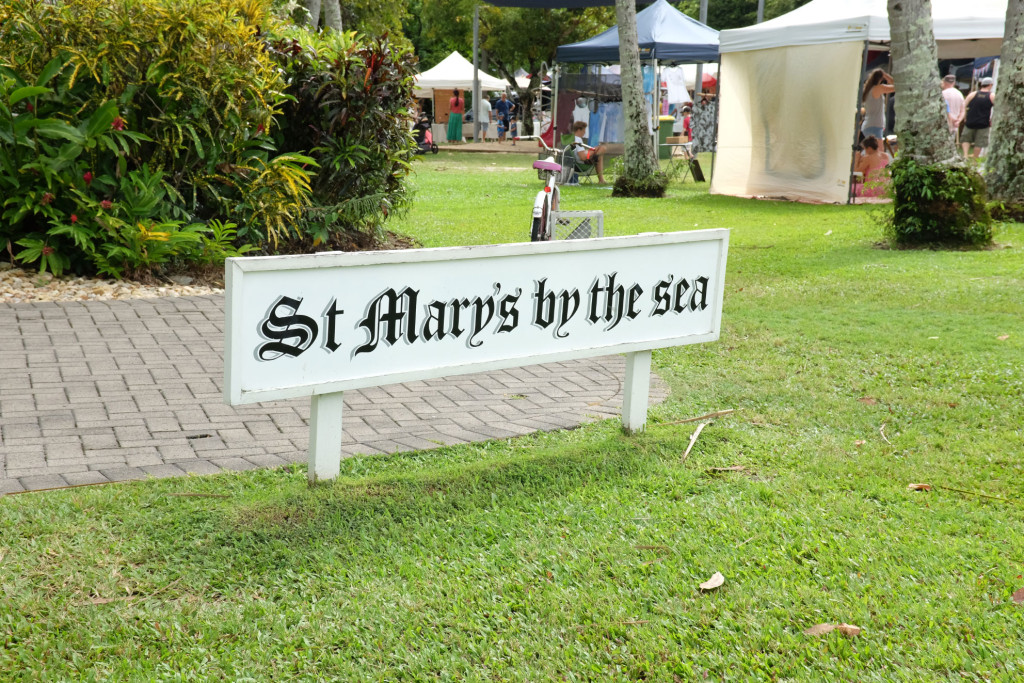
top-left (985, 0), bottom-right (1024, 202)
top-left (614, 0), bottom-right (660, 185)
top-left (300, 0), bottom-right (321, 28)
top-left (886, 0), bottom-right (961, 165)
top-left (322, 0), bottom-right (342, 31)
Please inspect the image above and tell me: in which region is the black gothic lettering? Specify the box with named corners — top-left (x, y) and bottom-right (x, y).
top-left (355, 287), bottom-right (420, 356)
top-left (673, 278), bottom-right (690, 313)
top-left (422, 300), bottom-right (448, 341)
top-left (627, 284), bottom-right (643, 320)
top-left (690, 276), bottom-right (709, 311)
top-left (322, 299), bottom-right (345, 353)
top-left (554, 289), bottom-right (580, 339)
top-left (256, 296), bottom-right (319, 361)
top-left (651, 277), bottom-right (672, 316)
top-left (497, 289), bottom-right (521, 333)
top-left (468, 289), bottom-right (498, 348)
top-left (533, 278), bottom-right (556, 329)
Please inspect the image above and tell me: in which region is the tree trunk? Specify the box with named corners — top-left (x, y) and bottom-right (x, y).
top-left (614, 0), bottom-right (660, 184)
top-left (322, 0), bottom-right (342, 31)
top-left (886, 0), bottom-right (961, 165)
top-left (985, 0), bottom-right (1024, 202)
top-left (885, 0), bottom-right (989, 246)
top-left (301, 0), bottom-right (321, 28)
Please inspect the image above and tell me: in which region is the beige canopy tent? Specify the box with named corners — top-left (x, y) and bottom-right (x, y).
top-left (413, 51), bottom-right (507, 98)
top-left (710, 0), bottom-right (1007, 204)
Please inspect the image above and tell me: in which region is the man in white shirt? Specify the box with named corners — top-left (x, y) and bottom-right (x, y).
top-left (941, 75), bottom-right (965, 140)
top-left (476, 96), bottom-right (492, 140)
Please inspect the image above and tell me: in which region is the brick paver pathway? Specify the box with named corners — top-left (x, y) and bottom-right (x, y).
top-left (1, 296), bottom-right (667, 494)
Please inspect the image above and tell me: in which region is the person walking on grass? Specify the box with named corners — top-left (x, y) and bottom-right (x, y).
top-left (962, 77), bottom-right (995, 159)
top-left (941, 74), bottom-right (965, 141)
top-left (447, 89), bottom-right (465, 143)
top-left (476, 95), bottom-right (491, 141)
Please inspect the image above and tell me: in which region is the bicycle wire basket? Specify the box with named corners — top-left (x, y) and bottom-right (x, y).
top-left (549, 210), bottom-right (604, 240)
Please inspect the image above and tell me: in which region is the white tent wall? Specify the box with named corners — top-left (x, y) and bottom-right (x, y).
top-left (712, 41), bottom-right (863, 204)
top-left (712, 0), bottom-right (1007, 203)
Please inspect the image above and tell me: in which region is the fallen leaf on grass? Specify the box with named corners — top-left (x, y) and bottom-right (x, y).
top-left (804, 623), bottom-right (861, 637)
top-left (1013, 587), bottom-right (1024, 604)
top-left (854, 440), bottom-right (866, 447)
top-left (708, 465), bottom-right (746, 473)
top-left (699, 572), bottom-right (725, 591)
top-left (907, 483), bottom-right (932, 491)
top-left (858, 397), bottom-right (878, 405)
top-left (997, 335), bottom-right (1010, 341)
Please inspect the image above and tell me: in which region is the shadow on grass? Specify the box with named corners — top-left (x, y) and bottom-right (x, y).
top-left (150, 434), bottom-right (697, 579)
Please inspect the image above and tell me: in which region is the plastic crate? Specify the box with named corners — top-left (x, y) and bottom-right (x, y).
top-left (549, 210), bottom-right (604, 240)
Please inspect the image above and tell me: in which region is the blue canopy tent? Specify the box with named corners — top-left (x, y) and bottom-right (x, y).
top-left (551, 0), bottom-right (719, 158)
top-left (556, 0), bottom-right (719, 65)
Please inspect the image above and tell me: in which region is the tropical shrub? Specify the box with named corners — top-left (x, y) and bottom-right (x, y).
top-left (885, 159), bottom-right (992, 247)
top-left (0, 0), bottom-right (417, 276)
top-left (0, 0), bottom-right (310, 275)
top-left (267, 30), bottom-right (418, 247)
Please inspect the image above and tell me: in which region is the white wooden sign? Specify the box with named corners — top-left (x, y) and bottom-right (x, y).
top-left (224, 230), bottom-right (729, 482)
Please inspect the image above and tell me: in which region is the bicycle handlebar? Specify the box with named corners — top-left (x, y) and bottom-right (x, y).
top-left (513, 135), bottom-right (555, 152)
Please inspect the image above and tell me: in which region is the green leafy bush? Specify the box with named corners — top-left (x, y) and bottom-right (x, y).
top-left (885, 159), bottom-right (992, 247)
top-left (267, 30), bottom-right (418, 248)
top-left (0, 0), bottom-right (309, 275)
top-left (0, 0), bottom-right (417, 276)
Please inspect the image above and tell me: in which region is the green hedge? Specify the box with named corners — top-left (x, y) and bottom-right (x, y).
top-left (0, 0), bottom-right (416, 277)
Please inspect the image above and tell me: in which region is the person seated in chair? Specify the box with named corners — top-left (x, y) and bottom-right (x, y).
top-left (854, 135), bottom-right (890, 197)
top-left (572, 120), bottom-right (607, 184)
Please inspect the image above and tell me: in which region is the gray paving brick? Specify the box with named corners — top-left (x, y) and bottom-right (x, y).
top-left (179, 460), bottom-right (222, 475)
top-left (17, 474), bottom-right (69, 490)
top-left (2, 295), bottom-right (667, 493)
top-left (98, 466), bottom-right (148, 482)
top-left (140, 463), bottom-right (188, 479)
top-left (62, 470), bottom-right (110, 486)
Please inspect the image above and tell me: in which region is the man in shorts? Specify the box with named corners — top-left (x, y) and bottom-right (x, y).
top-left (962, 76), bottom-right (995, 158)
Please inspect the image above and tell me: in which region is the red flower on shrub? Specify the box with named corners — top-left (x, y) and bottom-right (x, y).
top-left (257, 123), bottom-right (265, 135)
top-left (40, 192), bottom-right (54, 206)
top-left (70, 214), bottom-right (78, 224)
top-left (83, 171), bottom-right (93, 185)
top-left (26, 103), bottom-right (34, 113)
top-left (41, 246), bottom-right (54, 256)
top-left (100, 200), bottom-right (113, 210)
top-left (111, 116), bottom-right (125, 131)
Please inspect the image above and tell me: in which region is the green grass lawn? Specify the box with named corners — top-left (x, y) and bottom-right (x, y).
top-left (3, 153), bottom-right (1023, 680)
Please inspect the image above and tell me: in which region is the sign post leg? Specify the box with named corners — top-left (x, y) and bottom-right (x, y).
top-left (622, 350), bottom-right (652, 434)
top-left (309, 391), bottom-right (344, 483)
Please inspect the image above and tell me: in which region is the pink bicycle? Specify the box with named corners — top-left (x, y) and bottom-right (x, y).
top-left (520, 136), bottom-right (563, 242)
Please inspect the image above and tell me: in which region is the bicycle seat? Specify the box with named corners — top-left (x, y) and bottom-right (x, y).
top-left (533, 159), bottom-right (561, 172)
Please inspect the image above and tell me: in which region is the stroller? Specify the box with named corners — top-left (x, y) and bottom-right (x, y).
top-left (413, 114), bottom-right (439, 155)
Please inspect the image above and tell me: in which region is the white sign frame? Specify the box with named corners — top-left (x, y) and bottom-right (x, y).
top-left (224, 230), bottom-right (728, 482)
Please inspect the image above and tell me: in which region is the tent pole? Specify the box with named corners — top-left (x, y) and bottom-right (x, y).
top-left (651, 56), bottom-right (658, 150)
top-left (709, 58), bottom-right (719, 183)
top-left (473, 5), bottom-right (480, 143)
top-left (552, 63), bottom-right (560, 146)
top-left (849, 40), bottom-right (870, 205)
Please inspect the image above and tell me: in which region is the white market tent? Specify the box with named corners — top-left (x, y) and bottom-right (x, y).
top-left (710, 0), bottom-right (1007, 204)
top-left (413, 51), bottom-right (507, 98)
